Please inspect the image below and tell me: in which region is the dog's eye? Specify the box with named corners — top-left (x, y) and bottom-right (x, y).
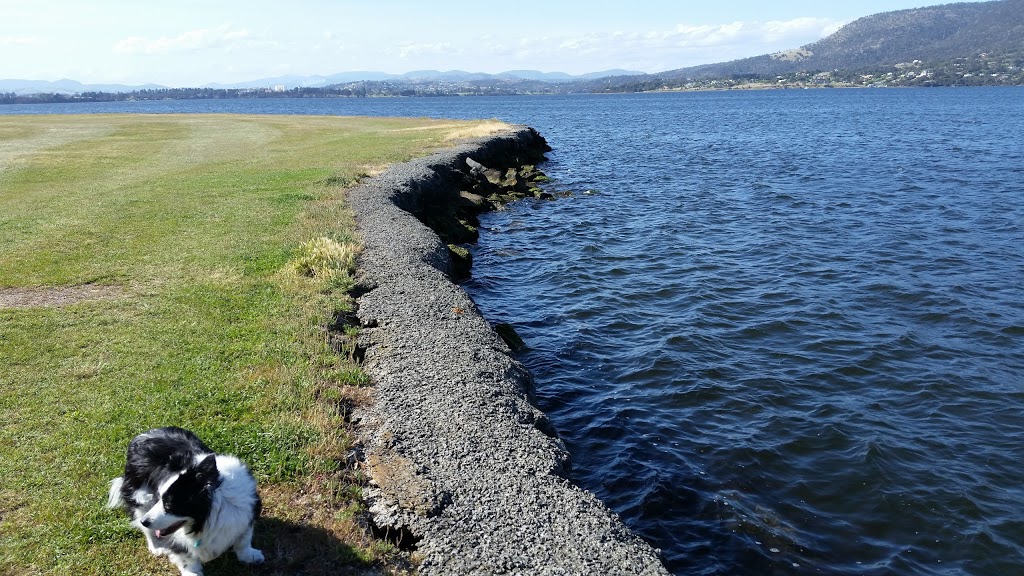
top-left (162, 492), bottom-right (182, 509)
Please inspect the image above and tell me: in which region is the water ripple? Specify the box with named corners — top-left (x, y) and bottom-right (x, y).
top-left (464, 89), bottom-right (1024, 576)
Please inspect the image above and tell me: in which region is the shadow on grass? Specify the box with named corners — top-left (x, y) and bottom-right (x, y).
top-left (202, 517), bottom-right (380, 576)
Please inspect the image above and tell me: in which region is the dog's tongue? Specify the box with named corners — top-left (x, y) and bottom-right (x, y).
top-left (155, 521), bottom-right (185, 539)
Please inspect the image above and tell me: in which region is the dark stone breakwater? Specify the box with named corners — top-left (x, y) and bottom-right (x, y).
top-left (346, 126), bottom-right (669, 575)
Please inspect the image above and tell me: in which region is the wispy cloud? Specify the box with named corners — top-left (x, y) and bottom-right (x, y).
top-left (752, 17), bottom-right (844, 42)
top-left (113, 24), bottom-right (254, 55)
top-left (489, 17), bottom-right (844, 72)
top-left (565, 17), bottom-right (841, 55)
top-left (389, 41), bottom-right (463, 59)
top-left (93, 14), bottom-right (845, 83)
top-left (1, 35), bottom-right (38, 46)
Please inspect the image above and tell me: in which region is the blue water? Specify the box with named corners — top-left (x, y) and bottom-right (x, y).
top-left (6, 89), bottom-right (1023, 575)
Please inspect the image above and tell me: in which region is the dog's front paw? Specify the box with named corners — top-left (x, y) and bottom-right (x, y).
top-left (169, 555), bottom-right (203, 576)
top-left (236, 547), bottom-right (264, 564)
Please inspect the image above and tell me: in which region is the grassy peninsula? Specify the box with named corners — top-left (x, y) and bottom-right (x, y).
top-left (0, 113), bottom-right (503, 575)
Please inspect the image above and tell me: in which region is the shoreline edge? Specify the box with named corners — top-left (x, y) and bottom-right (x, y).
top-left (347, 125), bottom-right (670, 575)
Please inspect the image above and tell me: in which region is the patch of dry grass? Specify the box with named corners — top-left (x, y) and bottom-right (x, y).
top-left (0, 284), bottom-right (124, 309)
top-left (384, 119), bottom-right (511, 142)
top-left (443, 120), bottom-right (511, 141)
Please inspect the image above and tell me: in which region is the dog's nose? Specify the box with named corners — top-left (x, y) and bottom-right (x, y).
top-left (140, 518), bottom-right (152, 528)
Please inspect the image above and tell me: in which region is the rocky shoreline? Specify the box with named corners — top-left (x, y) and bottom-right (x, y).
top-left (346, 126), bottom-right (670, 575)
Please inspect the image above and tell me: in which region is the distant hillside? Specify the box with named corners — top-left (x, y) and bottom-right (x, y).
top-left (0, 78), bottom-right (166, 95)
top-left (2, 69), bottom-right (645, 97)
top-left (319, 69), bottom-right (643, 85)
top-left (1, 68), bottom-right (645, 104)
top-left (585, 0), bottom-right (1024, 91)
top-left (195, 69), bottom-right (642, 90)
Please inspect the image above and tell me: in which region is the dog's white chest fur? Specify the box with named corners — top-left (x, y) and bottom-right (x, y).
top-left (190, 455), bottom-right (260, 563)
top-left (107, 427), bottom-right (264, 576)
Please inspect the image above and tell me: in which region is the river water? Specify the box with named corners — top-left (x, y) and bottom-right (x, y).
top-left (5, 88), bottom-right (1023, 575)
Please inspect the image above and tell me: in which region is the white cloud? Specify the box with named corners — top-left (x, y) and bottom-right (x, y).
top-left (565, 17), bottom-right (841, 53)
top-left (75, 13), bottom-right (848, 83)
top-left (1, 35), bottom-right (37, 46)
top-left (483, 16), bottom-right (844, 72)
top-left (758, 17), bottom-right (845, 41)
top-left (389, 42), bottom-right (462, 59)
top-left (113, 24), bottom-right (253, 55)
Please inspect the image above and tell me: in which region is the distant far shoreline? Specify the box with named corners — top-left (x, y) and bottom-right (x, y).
top-left (4, 70), bottom-right (1023, 106)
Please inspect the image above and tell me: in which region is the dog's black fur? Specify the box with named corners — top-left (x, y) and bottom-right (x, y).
top-left (108, 427), bottom-right (263, 576)
top-left (118, 428), bottom-right (223, 527)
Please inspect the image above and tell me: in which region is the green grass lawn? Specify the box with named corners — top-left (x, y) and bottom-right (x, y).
top-left (0, 113), bottom-right (502, 575)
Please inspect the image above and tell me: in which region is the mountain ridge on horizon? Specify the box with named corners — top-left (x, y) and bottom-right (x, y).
top-left (673, 0), bottom-right (1022, 78)
top-left (1, 69), bottom-right (645, 95)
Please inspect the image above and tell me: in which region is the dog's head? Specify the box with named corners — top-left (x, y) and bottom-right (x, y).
top-left (137, 455), bottom-right (220, 539)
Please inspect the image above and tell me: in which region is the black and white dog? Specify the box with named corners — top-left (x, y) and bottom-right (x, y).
top-left (107, 427), bottom-right (264, 576)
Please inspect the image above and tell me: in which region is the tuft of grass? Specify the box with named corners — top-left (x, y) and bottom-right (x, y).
top-left (0, 113), bottom-right (494, 575)
top-left (288, 237), bottom-right (360, 291)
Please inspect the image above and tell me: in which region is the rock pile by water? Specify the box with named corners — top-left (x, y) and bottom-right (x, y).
top-left (346, 126), bottom-right (669, 575)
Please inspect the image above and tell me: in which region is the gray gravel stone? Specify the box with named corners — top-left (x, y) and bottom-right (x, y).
top-left (349, 126), bottom-right (670, 576)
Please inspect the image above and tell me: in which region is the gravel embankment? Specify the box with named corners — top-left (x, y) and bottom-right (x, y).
top-left (348, 126), bottom-right (670, 575)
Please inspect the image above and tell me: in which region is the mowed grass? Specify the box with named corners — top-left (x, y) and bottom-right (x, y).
top-left (0, 113), bottom-right (505, 575)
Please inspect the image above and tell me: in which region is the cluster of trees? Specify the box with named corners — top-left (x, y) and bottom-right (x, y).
top-left (1, 92), bottom-right (25, 103)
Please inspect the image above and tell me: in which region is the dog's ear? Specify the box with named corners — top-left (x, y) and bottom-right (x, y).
top-left (195, 454), bottom-right (218, 483)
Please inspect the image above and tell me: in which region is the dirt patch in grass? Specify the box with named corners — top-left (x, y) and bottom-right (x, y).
top-left (0, 284), bottom-right (123, 309)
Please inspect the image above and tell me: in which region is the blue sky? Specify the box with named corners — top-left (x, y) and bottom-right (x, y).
top-left (0, 1), bottom-right (989, 86)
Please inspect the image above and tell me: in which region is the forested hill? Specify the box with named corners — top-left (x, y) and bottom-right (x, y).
top-left (789, 0), bottom-right (1022, 70)
top-left (586, 0), bottom-right (1024, 90)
